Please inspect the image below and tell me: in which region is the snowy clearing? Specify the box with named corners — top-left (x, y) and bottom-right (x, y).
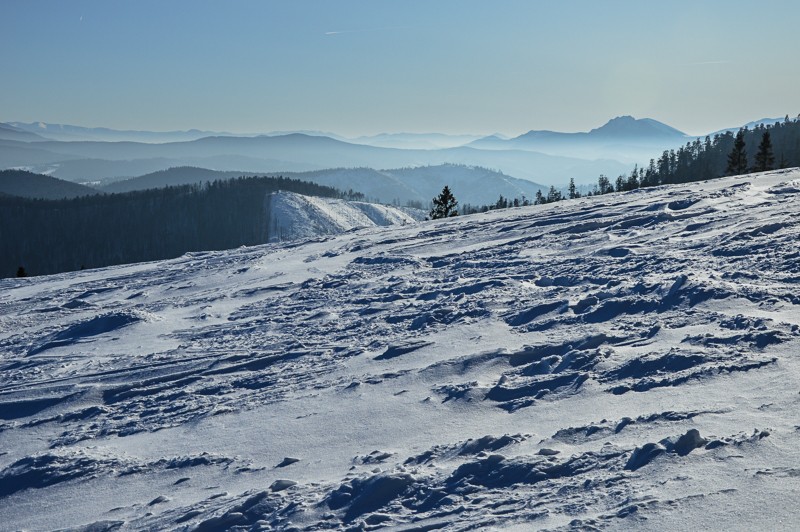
top-left (267, 191), bottom-right (423, 242)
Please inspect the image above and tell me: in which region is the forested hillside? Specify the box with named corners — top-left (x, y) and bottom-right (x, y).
top-left (601, 117), bottom-right (800, 193)
top-left (0, 176), bottom-right (341, 277)
top-left (101, 167), bottom-right (259, 193)
top-left (0, 169), bottom-right (97, 199)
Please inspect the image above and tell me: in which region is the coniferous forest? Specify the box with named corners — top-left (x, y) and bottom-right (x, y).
top-left (472, 116), bottom-right (800, 210)
top-left (0, 176), bottom-right (340, 277)
top-left (595, 117), bottom-right (800, 195)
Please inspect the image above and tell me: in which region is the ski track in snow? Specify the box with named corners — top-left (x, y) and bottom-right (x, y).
top-left (1, 170), bottom-right (800, 530)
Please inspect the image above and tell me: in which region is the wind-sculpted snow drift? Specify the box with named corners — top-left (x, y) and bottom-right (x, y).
top-left (1, 170), bottom-right (799, 530)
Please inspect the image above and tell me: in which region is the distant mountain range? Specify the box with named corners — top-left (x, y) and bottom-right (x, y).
top-left (0, 123), bottom-right (47, 142)
top-left (709, 117), bottom-right (785, 137)
top-left (7, 122), bottom-right (481, 149)
top-left (468, 116), bottom-right (690, 163)
top-left (350, 132), bottom-right (483, 150)
top-left (0, 115), bottom-right (788, 190)
top-left (101, 164), bottom-right (546, 206)
top-left (289, 165), bottom-right (547, 206)
top-left (6, 122), bottom-right (236, 143)
top-left (0, 131), bottom-right (630, 186)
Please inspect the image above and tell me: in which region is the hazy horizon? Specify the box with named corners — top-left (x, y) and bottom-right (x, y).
top-left (3, 114), bottom-right (789, 142)
top-left (3, 0), bottom-right (799, 138)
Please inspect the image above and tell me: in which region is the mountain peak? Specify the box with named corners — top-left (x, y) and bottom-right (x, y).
top-left (590, 116), bottom-right (686, 138)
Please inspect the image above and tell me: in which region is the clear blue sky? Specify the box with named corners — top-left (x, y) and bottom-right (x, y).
top-left (2, 0), bottom-right (798, 136)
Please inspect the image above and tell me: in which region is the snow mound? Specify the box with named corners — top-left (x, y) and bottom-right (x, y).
top-left (27, 310), bottom-right (153, 356)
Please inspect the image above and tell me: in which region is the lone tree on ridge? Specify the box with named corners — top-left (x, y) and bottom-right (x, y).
top-left (430, 186), bottom-right (459, 219)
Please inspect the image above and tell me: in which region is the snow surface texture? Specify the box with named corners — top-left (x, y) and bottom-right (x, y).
top-left (267, 191), bottom-right (424, 242)
top-left (1, 170), bottom-right (800, 531)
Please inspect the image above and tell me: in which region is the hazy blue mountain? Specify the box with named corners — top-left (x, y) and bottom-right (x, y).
top-left (291, 165), bottom-right (548, 205)
top-left (47, 158), bottom-right (189, 185)
top-left (475, 116), bottom-right (687, 145)
top-left (15, 134), bottom-right (379, 163)
top-left (0, 140), bottom-right (324, 183)
top-left (350, 132), bottom-right (482, 149)
top-left (0, 124), bottom-right (48, 142)
top-left (585, 115), bottom-right (686, 139)
top-left (383, 165), bottom-right (546, 205)
top-left (0, 139), bottom-right (85, 167)
top-left (7, 122), bottom-right (237, 143)
top-left (9, 121), bottom-right (358, 143)
top-left (0, 133), bottom-right (628, 185)
top-left (469, 116), bottom-right (689, 163)
top-left (708, 117), bottom-right (785, 137)
top-left (97, 164), bottom-right (546, 206)
top-left (439, 146), bottom-right (630, 185)
top-left (283, 167), bottom-right (419, 204)
top-left (263, 129), bottom-right (348, 140)
top-left (0, 169), bottom-right (97, 199)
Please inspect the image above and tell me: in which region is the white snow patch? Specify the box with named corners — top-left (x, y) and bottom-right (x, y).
top-left (267, 191), bottom-right (423, 242)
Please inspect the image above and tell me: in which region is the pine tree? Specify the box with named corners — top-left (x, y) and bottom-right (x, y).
top-left (726, 129), bottom-right (748, 175)
top-left (753, 130), bottom-right (775, 172)
top-left (568, 178), bottom-right (578, 199)
top-left (547, 185), bottom-right (562, 203)
top-left (429, 185), bottom-right (458, 219)
top-left (597, 174), bottom-right (613, 195)
top-left (627, 165), bottom-right (640, 190)
top-left (643, 159), bottom-right (657, 187)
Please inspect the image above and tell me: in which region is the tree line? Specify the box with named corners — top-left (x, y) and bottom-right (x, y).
top-left (590, 116), bottom-right (799, 196)
top-left (2, 176), bottom-right (342, 278)
top-left (452, 115), bottom-right (800, 213)
top-left (454, 178), bottom-right (580, 215)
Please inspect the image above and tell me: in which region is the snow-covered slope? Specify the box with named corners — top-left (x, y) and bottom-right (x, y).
top-left (1, 170), bottom-right (800, 530)
top-left (267, 191), bottom-right (424, 242)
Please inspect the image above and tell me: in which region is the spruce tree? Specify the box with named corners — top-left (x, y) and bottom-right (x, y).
top-left (597, 175), bottom-right (613, 195)
top-left (547, 185), bottom-right (562, 203)
top-left (753, 130), bottom-right (775, 172)
top-left (429, 186), bottom-right (458, 219)
top-left (568, 178), bottom-right (578, 199)
top-left (627, 166), bottom-right (640, 190)
top-left (726, 129), bottom-right (748, 175)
